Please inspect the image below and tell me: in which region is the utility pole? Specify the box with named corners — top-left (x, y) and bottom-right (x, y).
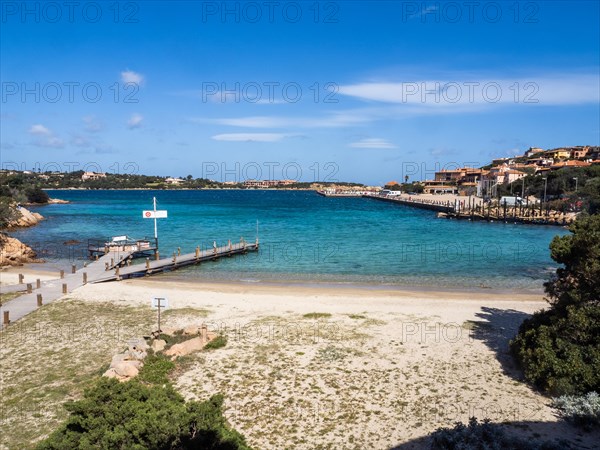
top-left (573, 177), bottom-right (578, 192)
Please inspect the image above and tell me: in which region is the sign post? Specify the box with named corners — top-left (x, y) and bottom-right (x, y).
top-left (143, 197), bottom-right (167, 252)
top-left (152, 297), bottom-right (168, 332)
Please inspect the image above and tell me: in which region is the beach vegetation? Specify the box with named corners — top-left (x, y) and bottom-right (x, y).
top-left (511, 214), bottom-right (600, 396)
top-left (36, 378), bottom-right (251, 450)
top-left (137, 353), bottom-right (176, 385)
top-left (303, 312), bottom-right (332, 319)
top-left (204, 334), bottom-right (228, 350)
top-left (552, 391), bottom-right (600, 430)
top-left (430, 417), bottom-right (567, 449)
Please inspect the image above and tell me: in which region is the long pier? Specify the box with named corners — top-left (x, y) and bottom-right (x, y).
top-left (364, 193), bottom-right (574, 226)
top-left (1, 238), bottom-right (258, 328)
top-left (91, 239), bottom-right (259, 283)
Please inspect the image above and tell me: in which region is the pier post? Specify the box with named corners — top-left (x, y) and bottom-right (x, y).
top-left (146, 258), bottom-right (150, 270)
top-left (71, 264), bottom-right (76, 274)
top-left (110, 258), bottom-right (114, 267)
top-left (127, 259), bottom-right (131, 266)
top-left (83, 272), bottom-right (87, 285)
top-left (95, 254), bottom-right (99, 261)
top-left (115, 267), bottom-right (120, 280)
top-left (3, 311), bottom-right (9, 326)
top-left (173, 252), bottom-right (177, 263)
top-left (177, 247), bottom-right (181, 256)
top-left (60, 270), bottom-right (64, 279)
top-left (37, 294), bottom-right (43, 306)
top-left (62, 283), bottom-right (68, 294)
top-left (26, 283), bottom-right (32, 294)
top-left (195, 246), bottom-right (200, 258)
top-left (155, 250), bottom-right (160, 261)
top-left (105, 262), bottom-right (109, 271)
top-left (18, 274), bottom-right (24, 284)
top-left (36, 279), bottom-right (41, 289)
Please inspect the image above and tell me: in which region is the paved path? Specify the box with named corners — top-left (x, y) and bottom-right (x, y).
top-left (0, 251), bottom-right (133, 329)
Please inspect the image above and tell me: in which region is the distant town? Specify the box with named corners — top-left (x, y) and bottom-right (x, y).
top-left (1, 145), bottom-right (599, 199)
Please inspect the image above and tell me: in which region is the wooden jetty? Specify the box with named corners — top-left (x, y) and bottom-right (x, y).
top-left (365, 193), bottom-right (574, 226)
top-left (1, 237), bottom-right (258, 328)
top-left (91, 239), bottom-right (259, 283)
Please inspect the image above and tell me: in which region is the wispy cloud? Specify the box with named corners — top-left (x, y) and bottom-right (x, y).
top-left (127, 113), bottom-right (144, 129)
top-left (190, 111), bottom-right (375, 129)
top-left (28, 124), bottom-right (51, 136)
top-left (350, 138), bottom-right (396, 149)
top-left (121, 70), bottom-right (144, 85)
top-left (211, 133), bottom-right (287, 142)
top-left (83, 115), bottom-right (103, 132)
top-left (28, 124), bottom-right (64, 148)
top-left (338, 74), bottom-right (600, 107)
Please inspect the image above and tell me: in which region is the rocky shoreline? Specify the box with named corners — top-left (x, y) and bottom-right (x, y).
top-left (0, 205), bottom-right (45, 267)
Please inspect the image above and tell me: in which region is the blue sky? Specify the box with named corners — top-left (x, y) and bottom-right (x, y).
top-left (1, 1), bottom-right (599, 185)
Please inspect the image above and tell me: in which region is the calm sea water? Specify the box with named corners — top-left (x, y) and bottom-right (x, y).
top-left (13, 190), bottom-right (566, 290)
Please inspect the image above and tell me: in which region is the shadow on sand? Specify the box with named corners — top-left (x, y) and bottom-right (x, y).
top-left (468, 306), bottom-right (536, 380)
top-left (388, 419), bottom-right (600, 450)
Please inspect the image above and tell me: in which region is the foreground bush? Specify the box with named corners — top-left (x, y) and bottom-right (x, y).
top-left (430, 417), bottom-right (567, 450)
top-left (37, 378), bottom-right (250, 449)
top-left (552, 391), bottom-right (600, 430)
top-left (511, 214), bottom-right (600, 396)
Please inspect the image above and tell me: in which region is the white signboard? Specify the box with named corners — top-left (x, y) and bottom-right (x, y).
top-left (152, 297), bottom-right (168, 309)
top-left (143, 210), bottom-right (168, 219)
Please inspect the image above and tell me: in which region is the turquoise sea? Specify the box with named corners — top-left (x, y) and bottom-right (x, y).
top-left (13, 190), bottom-right (567, 291)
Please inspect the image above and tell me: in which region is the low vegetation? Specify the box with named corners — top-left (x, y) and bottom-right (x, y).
top-left (36, 326), bottom-right (249, 449)
top-left (511, 214), bottom-right (600, 396)
top-left (430, 417), bottom-right (567, 450)
top-left (552, 392), bottom-right (600, 430)
top-left (37, 379), bottom-right (251, 450)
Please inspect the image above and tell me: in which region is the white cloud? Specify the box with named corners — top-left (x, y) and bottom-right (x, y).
top-left (338, 74), bottom-right (600, 107)
top-left (83, 115), bottom-right (103, 132)
top-left (127, 113), bottom-right (144, 129)
top-left (121, 70), bottom-right (144, 85)
top-left (28, 124), bottom-right (51, 136)
top-left (350, 138), bottom-right (396, 149)
top-left (28, 124), bottom-right (64, 148)
top-left (190, 111), bottom-right (375, 129)
top-left (211, 133), bottom-right (287, 142)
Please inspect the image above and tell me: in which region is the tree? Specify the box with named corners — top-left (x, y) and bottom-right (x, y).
top-left (511, 214), bottom-right (600, 395)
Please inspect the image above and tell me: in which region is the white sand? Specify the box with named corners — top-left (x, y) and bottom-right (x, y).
top-left (63, 278), bottom-right (597, 449)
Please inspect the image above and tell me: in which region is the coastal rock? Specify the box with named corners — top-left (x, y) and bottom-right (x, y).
top-left (127, 349), bottom-right (147, 361)
top-left (128, 337), bottom-right (149, 352)
top-left (0, 233), bottom-right (38, 266)
top-left (47, 198), bottom-right (70, 204)
top-left (183, 325), bottom-right (200, 335)
top-left (164, 333), bottom-right (216, 358)
top-left (151, 339), bottom-right (167, 352)
top-left (6, 206), bottom-right (44, 229)
top-left (113, 361), bottom-right (140, 378)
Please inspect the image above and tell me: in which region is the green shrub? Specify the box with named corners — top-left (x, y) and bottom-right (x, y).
top-left (511, 214), bottom-right (600, 396)
top-left (552, 391), bottom-right (600, 430)
top-left (510, 304), bottom-right (600, 395)
top-left (137, 353), bottom-right (175, 385)
top-left (302, 312), bottom-right (332, 319)
top-left (205, 334), bottom-right (227, 350)
top-left (37, 378), bottom-right (251, 450)
top-left (430, 417), bottom-right (567, 450)
top-left (25, 187), bottom-right (49, 204)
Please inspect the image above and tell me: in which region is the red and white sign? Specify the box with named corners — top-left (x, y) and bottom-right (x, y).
top-left (143, 210), bottom-right (167, 219)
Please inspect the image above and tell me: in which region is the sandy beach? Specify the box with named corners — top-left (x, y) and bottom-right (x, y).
top-left (1, 266), bottom-right (597, 449)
